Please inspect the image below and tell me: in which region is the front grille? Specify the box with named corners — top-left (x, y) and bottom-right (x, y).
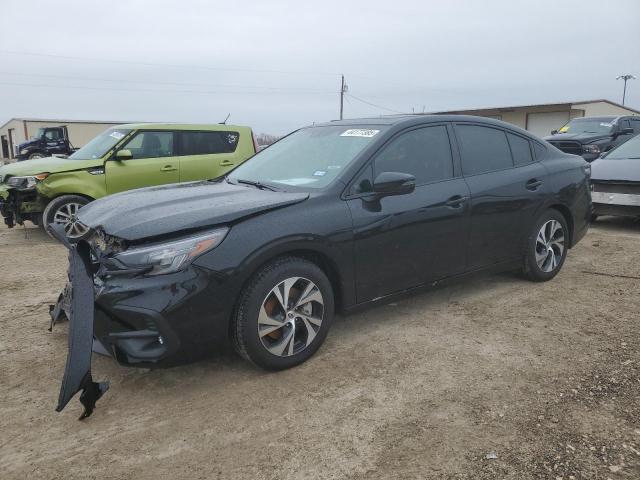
top-left (549, 141), bottom-right (582, 156)
top-left (592, 182), bottom-right (640, 195)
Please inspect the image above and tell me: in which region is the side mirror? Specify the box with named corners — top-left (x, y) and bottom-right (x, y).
top-left (619, 127), bottom-right (634, 135)
top-left (373, 172), bottom-right (415, 196)
top-left (550, 129), bottom-right (558, 135)
top-left (114, 149), bottom-right (133, 161)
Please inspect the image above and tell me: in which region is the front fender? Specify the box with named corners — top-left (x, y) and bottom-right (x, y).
top-left (37, 169), bottom-right (107, 201)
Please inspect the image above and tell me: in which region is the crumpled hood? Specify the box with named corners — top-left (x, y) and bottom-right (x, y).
top-left (78, 180), bottom-right (309, 241)
top-left (0, 156), bottom-right (101, 178)
top-left (543, 132), bottom-right (612, 144)
top-left (591, 158), bottom-right (640, 183)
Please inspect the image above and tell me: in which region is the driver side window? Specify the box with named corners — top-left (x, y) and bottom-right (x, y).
top-left (374, 126), bottom-right (454, 185)
top-left (122, 131), bottom-right (174, 159)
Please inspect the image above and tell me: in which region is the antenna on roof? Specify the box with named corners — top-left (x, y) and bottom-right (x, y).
top-left (220, 113), bottom-right (231, 124)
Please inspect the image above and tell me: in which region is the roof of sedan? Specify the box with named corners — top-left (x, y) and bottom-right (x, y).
top-left (315, 114), bottom-right (513, 127)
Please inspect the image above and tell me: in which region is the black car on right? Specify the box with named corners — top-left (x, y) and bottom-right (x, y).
top-left (544, 115), bottom-right (640, 162)
top-left (590, 133), bottom-right (640, 220)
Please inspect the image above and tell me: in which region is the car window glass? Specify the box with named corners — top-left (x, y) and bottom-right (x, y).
top-left (350, 164), bottom-right (374, 195)
top-left (45, 129), bottom-right (62, 140)
top-left (456, 125), bottom-right (513, 175)
top-left (629, 118), bottom-right (640, 133)
top-left (178, 131), bottom-right (239, 155)
top-left (374, 125), bottom-right (453, 184)
top-left (123, 131), bottom-right (174, 159)
top-left (533, 142), bottom-right (547, 160)
top-left (507, 133), bottom-right (533, 166)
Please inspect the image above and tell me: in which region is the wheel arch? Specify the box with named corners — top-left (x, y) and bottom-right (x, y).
top-left (547, 203), bottom-right (575, 248)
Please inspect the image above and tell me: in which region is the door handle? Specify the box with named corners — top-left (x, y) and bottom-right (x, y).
top-left (526, 178), bottom-right (543, 190)
top-left (160, 165), bottom-right (177, 172)
top-left (445, 195), bottom-right (468, 208)
top-left (220, 160), bottom-right (234, 167)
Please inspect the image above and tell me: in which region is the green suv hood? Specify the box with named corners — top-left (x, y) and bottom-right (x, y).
top-left (0, 156), bottom-right (103, 177)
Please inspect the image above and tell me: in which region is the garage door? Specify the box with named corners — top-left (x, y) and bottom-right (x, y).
top-left (526, 111), bottom-right (570, 138)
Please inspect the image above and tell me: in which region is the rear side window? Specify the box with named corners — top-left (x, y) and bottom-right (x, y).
top-left (178, 131), bottom-right (239, 156)
top-left (374, 125), bottom-right (453, 185)
top-left (506, 133), bottom-right (533, 166)
top-left (533, 142), bottom-right (547, 159)
top-left (456, 125), bottom-right (513, 175)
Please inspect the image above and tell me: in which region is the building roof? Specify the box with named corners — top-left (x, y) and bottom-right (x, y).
top-left (0, 117), bottom-right (141, 131)
top-left (434, 98), bottom-right (640, 115)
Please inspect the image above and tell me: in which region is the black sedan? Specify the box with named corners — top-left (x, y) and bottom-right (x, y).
top-left (52, 115), bottom-right (591, 417)
top-left (590, 133), bottom-right (640, 220)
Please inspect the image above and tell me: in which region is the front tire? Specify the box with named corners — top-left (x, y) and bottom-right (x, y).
top-left (232, 256), bottom-right (334, 370)
top-left (42, 195), bottom-right (91, 242)
top-left (28, 152), bottom-right (45, 159)
top-left (522, 210), bottom-right (568, 282)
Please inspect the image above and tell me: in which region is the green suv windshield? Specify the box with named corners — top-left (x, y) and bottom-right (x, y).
top-left (69, 128), bottom-right (131, 160)
top-left (228, 125), bottom-right (386, 189)
top-left (557, 118), bottom-right (615, 135)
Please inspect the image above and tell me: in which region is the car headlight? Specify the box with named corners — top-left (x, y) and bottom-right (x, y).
top-left (583, 144), bottom-right (601, 154)
top-left (6, 173), bottom-right (49, 189)
top-left (111, 228), bottom-right (229, 276)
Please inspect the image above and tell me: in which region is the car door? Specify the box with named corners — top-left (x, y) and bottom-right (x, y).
top-left (346, 124), bottom-right (471, 303)
top-left (105, 130), bottom-right (179, 194)
top-left (453, 123), bottom-right (549, 269)
top-left (177, 130), bottom-right (241, 182)
top-left (43, 128), bottom-right (67, 155)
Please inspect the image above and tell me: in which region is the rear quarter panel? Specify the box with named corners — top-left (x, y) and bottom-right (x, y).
top-left (540, 152), bottom-right (591, 247)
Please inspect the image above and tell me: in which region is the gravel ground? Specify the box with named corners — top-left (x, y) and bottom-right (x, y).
top-left (0, 218), bottom-right (639, 479)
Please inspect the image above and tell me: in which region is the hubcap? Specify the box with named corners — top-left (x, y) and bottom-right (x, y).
top-left (258, 277), bottom-right (324, 357)
top-left (535, 219), bottom-right (565, 273)
top-left (52, 202), bottom-right (88, 239)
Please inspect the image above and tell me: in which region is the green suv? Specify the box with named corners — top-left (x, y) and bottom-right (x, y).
top-left (0, 123), bottom-right (257, 239)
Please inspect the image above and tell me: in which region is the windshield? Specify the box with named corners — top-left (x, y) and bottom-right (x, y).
top-left (604, 134), bottom-right (640, 159)
top-left (69, 128), bottom-right (131, 160)
top-left (557, 118), bottom-right (615, 135)
top-left (228, 125), bottom-right (386, 189)
top-left (33, 128), bottom-right (45, 139)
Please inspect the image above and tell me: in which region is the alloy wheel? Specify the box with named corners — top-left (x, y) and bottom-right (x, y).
top-left (258, 277), bottom-right (324, 357)
top-left (535, 219), bottom-right (565, 273)
top-left (52, 202), bottom-right (89, 239)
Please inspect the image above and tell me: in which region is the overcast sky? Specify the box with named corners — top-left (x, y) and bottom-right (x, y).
top-left (1, 0), bottom-right (639, 135)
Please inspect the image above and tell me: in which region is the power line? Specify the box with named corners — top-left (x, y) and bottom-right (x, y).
top-left (0, 71), bottom-right (335, 93)
top-left (0, 50), bottom-right (340, 77)
top-left (345, 93), bottom-right (407, 114)
top-left (0, 80), bottom-right (336, 96)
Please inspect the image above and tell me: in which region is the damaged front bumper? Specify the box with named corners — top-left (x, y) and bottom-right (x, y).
top-left (50, 228), bottom-right (236, 418)
top-left (0, 185), bottom-right (45, 228)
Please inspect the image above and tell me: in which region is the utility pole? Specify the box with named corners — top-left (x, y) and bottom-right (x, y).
top-left (616, 74), bottom-right (636, 105)
top-left (339, 75), bottom-right (348, 120)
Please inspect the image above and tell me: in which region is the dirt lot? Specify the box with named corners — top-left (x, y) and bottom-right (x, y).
top-left (1, 219), bottom-right (639, 480)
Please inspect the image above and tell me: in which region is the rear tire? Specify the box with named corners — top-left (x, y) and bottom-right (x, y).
top-left (522, 209), bottom-right (568, 282)
top-left (42, 195), bottom-right (91, 242)
top-left (232, 256), bottom-right (334, 370)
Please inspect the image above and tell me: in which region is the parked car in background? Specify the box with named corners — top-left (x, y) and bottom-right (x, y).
top-left (0, 123), bottom-right (257, 239)
top-left (544, 116), bottom-right (640, 161)
top-left (53, 115), bottom-right (591, 416)
top-left (16, 125), bottom-right (77, 160)
top-left (590, 133), bottom-right (640, 220)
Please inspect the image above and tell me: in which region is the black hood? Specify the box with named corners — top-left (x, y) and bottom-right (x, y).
top-left (78, 180), bottom-right (309, 241)
top-left (591, 158), bottom-right (640, 183)
top-left (18, 138), bottom-right (39, 150)
top-left (543, 132), bottom-right (612, 143)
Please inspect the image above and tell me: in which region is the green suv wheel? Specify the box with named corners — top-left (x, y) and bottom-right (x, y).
top-left (43, 195), bottom-right (91, 241)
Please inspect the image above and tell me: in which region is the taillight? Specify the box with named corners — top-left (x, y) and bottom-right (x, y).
top-left (251, 132), bottom-right (259, 153)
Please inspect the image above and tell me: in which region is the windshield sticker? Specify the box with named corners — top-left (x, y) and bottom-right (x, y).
top-left (313, 170), bottom-right (326, 176)
top-left (109, 131), bottom-right (125, 140)
top-left (600, 122), bottom-right (613, 127)
top-left (341, 129), bottom-right (380, 138)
